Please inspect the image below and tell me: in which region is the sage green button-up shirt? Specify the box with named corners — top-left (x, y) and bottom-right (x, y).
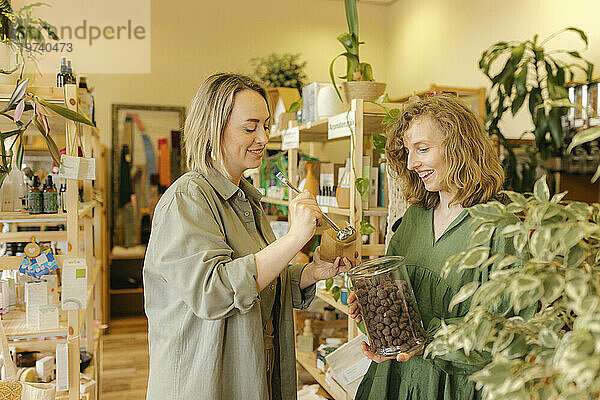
top-left (143, 168), bottom-right (315, 400)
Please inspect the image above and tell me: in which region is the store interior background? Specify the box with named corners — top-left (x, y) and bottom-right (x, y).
top-left (83, 0), bottom-right (600, 150)
top-left (11, 0), bottom-right (595, 398)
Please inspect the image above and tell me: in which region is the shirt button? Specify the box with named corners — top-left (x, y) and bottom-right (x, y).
top-left (270, 284), bottom-right (275, 290)
top-left (244, 211), bottom-right (250, 217)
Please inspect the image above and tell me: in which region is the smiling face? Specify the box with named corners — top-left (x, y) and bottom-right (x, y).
top-left (221, 89), bottom-right (270, 184)
top-left (403, 116), bottom-right (449, 195)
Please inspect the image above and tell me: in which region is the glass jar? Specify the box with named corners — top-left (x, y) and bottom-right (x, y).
top-left (348, 256), bottom-right (425, 356)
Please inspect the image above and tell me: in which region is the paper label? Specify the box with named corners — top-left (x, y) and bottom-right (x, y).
top-left (41, 275), bottom-right (58, 305)
top-left (58, 155), bottom-right (96, 180)
top-left (37, 305), bottom-right (59, 330)
top-left (61, 259), bottom-right (87, 310)
top-left (19, 250), bottom-right (59, 279)
top-left (328, 112), bottom-right (355, 140)
top-left (320, 173), bottom-right (334, 187)
top-left (56, 342), bottom-right (69, 391)
top-left (281, 126), bottom-right (300, 150)
top-left (25, 281), bottom-right (48, 307)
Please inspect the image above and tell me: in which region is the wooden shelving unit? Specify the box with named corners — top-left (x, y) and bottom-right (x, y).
top-left (261, 99), bottom-right (397, 399)
top-left (296, 352), bottom-right (340, 400)
top-left (0, 83), bottom-right (106, 400)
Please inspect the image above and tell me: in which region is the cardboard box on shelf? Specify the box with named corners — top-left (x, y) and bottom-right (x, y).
top-left (325, 334), bottom-right (371, 399)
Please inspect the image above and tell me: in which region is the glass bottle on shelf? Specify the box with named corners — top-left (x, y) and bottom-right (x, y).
top-left (43, 175), bottom-right (58, 214)
top-left (28, 176), bottom-right (43, 214)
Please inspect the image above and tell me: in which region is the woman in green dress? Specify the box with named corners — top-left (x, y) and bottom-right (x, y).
top-left (348, 93), bottom-right (504, 399)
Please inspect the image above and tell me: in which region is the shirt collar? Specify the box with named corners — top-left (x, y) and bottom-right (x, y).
top-left (203, 167), bottom-right (263, 202)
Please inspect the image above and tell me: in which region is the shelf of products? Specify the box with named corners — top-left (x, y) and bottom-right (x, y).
top-left (258, 98), bottom-right (394, 399)
top-left (316, 290), bottom-right (349, 315)
top-left (0, 83), bottom-right (106, 400)
top-left (296, 352), bottom-right (341, 400)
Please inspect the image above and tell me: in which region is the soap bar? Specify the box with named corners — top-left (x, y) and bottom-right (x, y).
top-left (320, 227), bottom-right (358, 266)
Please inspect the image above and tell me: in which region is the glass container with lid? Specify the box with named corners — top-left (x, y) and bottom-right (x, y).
top-left (348, 256), bottom-right (425, 356)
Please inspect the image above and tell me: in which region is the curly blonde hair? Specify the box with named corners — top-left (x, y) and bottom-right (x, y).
top-left (385, 94), bottom-right (504, 209)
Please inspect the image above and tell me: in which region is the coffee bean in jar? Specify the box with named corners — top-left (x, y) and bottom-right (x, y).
top-left (349, 256), bottom-right (425, 356)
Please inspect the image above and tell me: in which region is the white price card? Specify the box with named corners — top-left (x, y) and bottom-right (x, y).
top-left (281, 126), bottom-right (300, 150)
top-left (56, 342), bottom-right (69, 391)
top-left (37, 305), bottom-right (59, 330)
top-left (58, 154), bottom-right (96, 180)
top-left (61, 258), bottom-right (87, 311)
top-left (328, 111), bottom-right (355, 140)
top-left (25, 281), bottom-right (48, 307)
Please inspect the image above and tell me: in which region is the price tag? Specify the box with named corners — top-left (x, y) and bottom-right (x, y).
top-left (281, 126), bottom-right (300, 150)
top-left (328, 111), bottom-right (355, 140)
top-left (58, 154), bottom-right (96, 180)
top-left (61, 258), bottom-right (87, 310)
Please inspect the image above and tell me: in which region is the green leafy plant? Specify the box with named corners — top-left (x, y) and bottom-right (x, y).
top-left (329, 0), bottom-right (374, 101)
top-left (0, 2), bottom-right (95, 188)
top-left (480, 27), bottom-right (594, 192)
top-left (426, 176), bottom-right (600, 399)
top-left (324, 277), bottom-right (342, 302)
top-left (567, 126), bottom-right (600, 182)
top-left (0, 1), bottom-right (59, 78)
top-left (250, 53), bottom-right (307, 90)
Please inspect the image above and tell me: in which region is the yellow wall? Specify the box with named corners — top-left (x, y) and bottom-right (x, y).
top-left (384, 0), bottom-right (600, 137)
top-left (84, 0), bottom-right (389, 148)
top-left (27, 0), bottom-right (600, 145)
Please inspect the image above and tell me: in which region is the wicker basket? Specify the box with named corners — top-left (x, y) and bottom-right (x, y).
top-left (342, 81), bottom-right (386, 102)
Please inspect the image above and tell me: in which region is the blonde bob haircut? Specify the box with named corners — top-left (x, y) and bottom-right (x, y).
top-left (386, 94), bottom-right (504, 209)
top-left (184, 72), bottom-right (269, 176)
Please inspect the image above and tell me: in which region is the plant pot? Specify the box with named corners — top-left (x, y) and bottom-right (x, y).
top-left (342, 81), bottom-right (386, 102)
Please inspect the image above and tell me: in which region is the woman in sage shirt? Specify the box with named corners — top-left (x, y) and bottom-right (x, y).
top-left (349, 94), bottom-right (505, 399)
top-left (144, 73), bottom-right (350, 400)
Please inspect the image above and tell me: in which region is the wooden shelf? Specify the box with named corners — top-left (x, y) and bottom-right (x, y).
top-left (325, 206), bottom-right (388, 217)
top-left (296, 351), bottom-right (342, 400)
top-left (0, 84), bottom-right (66, 103)
top-left (109, 288), bottom-right (143, 295)
top-left (78, 202), bottom-right (97, 219)
top-left (0, 255), bottom-right (67, 270)
top-left (78, 261), bottom-right (103, 332)
top-left (269, 119), bottom-right (329, 143)
top-left (362, 244), bottom-right (386, 257)
top-left (110, 245), bottom-right (146, 260)
top-left (0, 211), bottom-right (67, 222)
top-left (0, 230), bottom-right (67, 242)
top-left (316, 290), bottom-right (349, 315)
top-left (260, 197), bottom-right (289, 206)
top-left (0, 202), bottom-right (99, 223)
top-left (3, 310), bottom-right (68, 340)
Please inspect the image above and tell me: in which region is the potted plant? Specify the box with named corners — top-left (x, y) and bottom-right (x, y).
top-left (426, 176), bottom-right (600, 399)
top-left (479, 27), bottom-right (594, 192)
top-left (250, 53), bottom-right (307, 91)
top-left (329, 0), bottom-right (385, 103)
top-left (0, 1), bottom-right (95, 188)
